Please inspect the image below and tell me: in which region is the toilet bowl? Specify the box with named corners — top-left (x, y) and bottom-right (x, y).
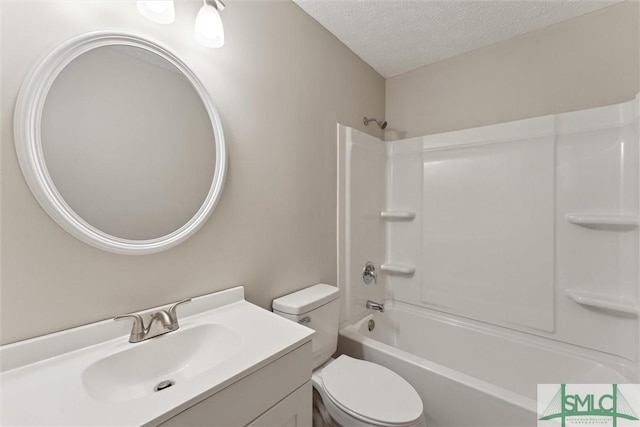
top-left (313, 355), bottom-right (425, 427)
top-left (272, 284), bottom-right (425, 427)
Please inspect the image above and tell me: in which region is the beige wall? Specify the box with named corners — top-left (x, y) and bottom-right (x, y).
top-left (0, 1), bottom-right (384, 344)
top-left (385, 1), bottom-right (640, 140)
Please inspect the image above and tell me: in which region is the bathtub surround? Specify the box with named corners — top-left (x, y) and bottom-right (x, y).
top-left (337, 95), bottom-right (639, 425)
top-left (0, 1), bottom-right (384, 344)
top-left (386, 0), bottom-right (640, 139)
top-left (337, 125), bottom-right (387, 324)
top-left (343, 97), bottom-right (640, 358)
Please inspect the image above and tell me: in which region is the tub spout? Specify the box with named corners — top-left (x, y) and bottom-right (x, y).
top-left (366, 300), bottom-right (385, 312)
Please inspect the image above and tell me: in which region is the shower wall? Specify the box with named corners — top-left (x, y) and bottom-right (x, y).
top-left (339, 95), bottom-right (639, 368)
top-left (337, 125), bottom-right (386, 324)
top-left (385, 97), bottom-right (640, 364)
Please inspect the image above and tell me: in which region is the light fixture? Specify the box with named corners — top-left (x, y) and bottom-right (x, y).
top-left (137, 0), bottom-right (175, 24)
top-left (194, 0), bottom-right (225, 48)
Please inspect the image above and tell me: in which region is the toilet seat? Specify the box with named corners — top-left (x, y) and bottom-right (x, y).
top-left (319, 355), bottom-right (423, 426)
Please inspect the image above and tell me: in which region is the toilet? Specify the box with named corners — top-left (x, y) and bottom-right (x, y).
top-left (273, 284), bottom-right (425, 427)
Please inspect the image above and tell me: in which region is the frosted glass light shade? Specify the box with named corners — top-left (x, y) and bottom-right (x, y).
top-left (137, 0), bottom-right (175, 24)
top-left (194, 3), bottom-right (225, 48)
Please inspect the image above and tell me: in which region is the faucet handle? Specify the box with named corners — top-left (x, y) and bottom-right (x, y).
top-left (363, 261), bottom-right (377, 284)
top-left (168, 298), bottom-right (192, 324)
top-left (114, 313), bottom-right (144, 332)
top-left (114, 313), bottom-right (145, 342)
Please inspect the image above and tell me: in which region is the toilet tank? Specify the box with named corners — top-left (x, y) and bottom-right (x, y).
top-left (272, 284), bottom-right (340, 369)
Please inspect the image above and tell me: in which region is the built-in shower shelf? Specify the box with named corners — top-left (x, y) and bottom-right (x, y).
top-left (380, 263), bottom-right (416, 275)
top-left (380, 211), bottom-right (416, 221)
top-left (565, 213), bottom-right (639, 228)
top-left (565, 289), bottom-right (638, 317)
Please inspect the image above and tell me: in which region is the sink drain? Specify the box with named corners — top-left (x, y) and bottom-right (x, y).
top-left (154, 380), bottom-right (175, 392)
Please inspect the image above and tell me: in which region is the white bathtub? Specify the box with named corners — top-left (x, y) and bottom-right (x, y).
top-left (338, 302), bottom-right (637, 427)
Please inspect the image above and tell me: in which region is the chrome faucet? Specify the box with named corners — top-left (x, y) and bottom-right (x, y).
top-left (366, 300), bottom-right (385, 312)
top-left (114, 298), bottom-right (191, 343)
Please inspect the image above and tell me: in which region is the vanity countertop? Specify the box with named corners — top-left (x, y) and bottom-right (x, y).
top-left (0, 286), bottom-right (314, 426)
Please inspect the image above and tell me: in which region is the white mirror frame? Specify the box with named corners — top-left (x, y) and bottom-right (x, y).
top-left (14, 30), bottom-right (227, 255)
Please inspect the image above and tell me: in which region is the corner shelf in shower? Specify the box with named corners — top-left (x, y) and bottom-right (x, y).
top-left (565, 289), bottom-right (638, 317)
top-left (380, 211), bottom-right (416, 221)
top-left (565, 213), bottom-right (639, 229)
top-left (380, 263), bottom-right (416, 275)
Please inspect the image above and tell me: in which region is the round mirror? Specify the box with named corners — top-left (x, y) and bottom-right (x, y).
top-left (14, 31), bottom-right (226, 254)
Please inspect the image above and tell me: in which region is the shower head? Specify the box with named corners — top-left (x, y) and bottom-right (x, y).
top-left (363, 117), bottom-right (388, 130)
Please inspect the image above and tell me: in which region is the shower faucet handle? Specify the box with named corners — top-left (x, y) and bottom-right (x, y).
top-left (363, 261), bottom-right (377, 284)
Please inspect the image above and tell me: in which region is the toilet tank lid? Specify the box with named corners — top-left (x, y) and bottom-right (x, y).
top-left (272, 284), bottom-right (340, 315)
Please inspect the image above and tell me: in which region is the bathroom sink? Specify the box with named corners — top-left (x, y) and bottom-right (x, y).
top-left (0, 286), bottom-right (314, 426)
top-left (82, 324), bottom-right (242, 402)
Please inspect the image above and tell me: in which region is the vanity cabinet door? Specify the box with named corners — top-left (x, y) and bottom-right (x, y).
top-left (157, 342), bottom-right (311, 427)
top-left (247, 382), bottom-right (312, 427)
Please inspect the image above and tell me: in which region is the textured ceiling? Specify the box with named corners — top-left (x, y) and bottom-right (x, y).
top-left (293, 0), bottom-right (624, 78)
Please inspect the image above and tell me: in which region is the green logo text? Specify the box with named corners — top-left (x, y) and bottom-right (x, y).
top-left (539, 384), bottom-right (638, 427)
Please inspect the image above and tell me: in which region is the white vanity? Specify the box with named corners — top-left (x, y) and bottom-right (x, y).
top-left (0, 287), bottom-right (314, 426)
